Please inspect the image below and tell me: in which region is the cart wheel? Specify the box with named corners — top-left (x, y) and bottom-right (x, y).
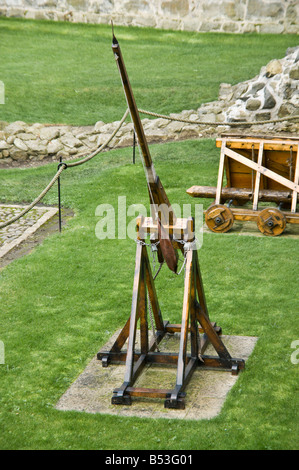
top-left (205, 204), bottom-right (234, 233)
top-left (256, 208), bottom-right (286, 236)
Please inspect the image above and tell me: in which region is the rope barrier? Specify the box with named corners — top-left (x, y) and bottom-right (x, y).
top-left (138, 108), bottom-right (299, 127)
top-left (0, 109), bottom-right (129, 229)
top-left (1, 104), bottom-right (298, 230)
top-left (0, 164), bottom-right (66, 229)
top-left (66, 108), bottom-right (129, 168)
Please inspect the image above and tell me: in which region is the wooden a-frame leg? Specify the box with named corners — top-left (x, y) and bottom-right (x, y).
top-left (165, 248), bottom-right (245, 409)
top-left (165, 249), bottom-right (199, 409)
top-left (111, 242), bottom-right (144, 404)
top-left (111, 243), bottom-right (168, 405)
top-left (101, 242), bottom-right (245, 408)
top-left (193, 250), bottom-right (245, 374)
top-left (144, 248), bottom-right (165, 333)
top-left (98, 241), bottom-right (165, 367)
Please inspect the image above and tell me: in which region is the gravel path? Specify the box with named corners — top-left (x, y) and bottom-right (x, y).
top-left (0, 205), bottom-right (50, 247)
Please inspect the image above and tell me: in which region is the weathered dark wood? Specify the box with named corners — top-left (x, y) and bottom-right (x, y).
top-left (125, 387), bottom-right (185, 399)
top-left (123, 242), bottom-right (143, 385)
top-left (99, 242), bottom-right (245, 408)
top-left (187, 185), bottom-right (293, 204)
top-left (197, 355), bottom-right (245, 371)
top-left (112, 32), bottom-right (180, 274)
top-left (165, 322), bottom-right (219, 334)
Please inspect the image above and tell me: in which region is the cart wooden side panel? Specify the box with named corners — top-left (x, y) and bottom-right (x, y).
top-left (188, 135), bottom-right (299, 236)
top-left (217, 137), bottom-right (299, 193)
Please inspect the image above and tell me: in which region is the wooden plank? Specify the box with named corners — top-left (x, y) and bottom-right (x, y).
top-left (230, 173), bottom-right (253, 189)
top-left (218, 207), bottom-right (299, 224)
top-left (194, 250), bottom-right (210, 320)
top-left (187, 185), bottom-right (293, 203)
top-left (123, 242), bottom-right (143, 384)
top-left (253, 142), bottom-right (264, 210)
top-left (265, 150), bottom-right (291, 191)
top-left (125, 387), bottom-right (175, 399)
top-left (137, 216), bottom-right (192, 241)
top-left (291, 147), bottom-right (299, 213)
top-left (285, 214), bottom-right (299, 224)
top-left (139, 258), bottom-right (148, 356)
top-left (229, 211), bottom-right (259, 222)
top-left (215, 141), bottom-right (226, 204)
top-left (176, 249), bottom-right (193, 387)
top-left (228, 157), bottom-right (253, 173)
top-left (198, 355), bottom-right (245, 370)
top-left (216, 137), bottom-right (299, 151)
top-left (190, 257), bottom-right (198, 359)
top-left (196, 305), bottom-right (232, 361)
top-left (165, 322), bottom-right (216, 334)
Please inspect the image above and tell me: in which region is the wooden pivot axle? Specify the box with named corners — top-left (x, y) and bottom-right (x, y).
top-left (97, 219), bottom-right (245, 409)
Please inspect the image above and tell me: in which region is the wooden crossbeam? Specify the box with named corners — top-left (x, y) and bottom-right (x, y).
top-left (252, 143), bottom-right (264, 211)
top-left (291, 147), bottom-right (299, 212)
top-left (216, 137), bottom-right (299, 151)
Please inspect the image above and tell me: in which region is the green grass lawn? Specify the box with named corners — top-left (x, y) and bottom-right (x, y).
top-left (0, 17), bottom-right (298, 125)
top-left (0, 139), bottom-right (298, 450)
top-left (0, 18), bottom-right (298, 450)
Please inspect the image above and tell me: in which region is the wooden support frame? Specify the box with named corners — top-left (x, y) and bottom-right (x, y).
top-left (97, 219), bottom-right (245, 409)
top-left (291, 146), bottom-right (299, 212)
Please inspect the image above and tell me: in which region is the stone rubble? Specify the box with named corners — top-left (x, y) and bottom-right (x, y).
top-left (0, 46), bottom-right (298, 167)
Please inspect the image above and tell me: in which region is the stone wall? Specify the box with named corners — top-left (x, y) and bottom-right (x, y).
top-left (0, 0), bottom-right (298, 34)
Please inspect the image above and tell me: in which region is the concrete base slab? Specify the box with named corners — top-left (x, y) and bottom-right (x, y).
top-left (56, 332), bottom-right (258, 420)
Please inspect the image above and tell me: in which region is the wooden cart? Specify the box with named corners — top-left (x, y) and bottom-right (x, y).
top-left (187, 135), bottom-right (299, 236)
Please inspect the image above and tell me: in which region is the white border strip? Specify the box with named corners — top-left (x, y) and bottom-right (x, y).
top-left (0, 206), bottom-right (58, 259)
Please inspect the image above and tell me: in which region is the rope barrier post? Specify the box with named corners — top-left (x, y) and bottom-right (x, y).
top-left (133, 128), bottom-right (136, 164)
top-left (58, 157), bottom-right (62, 233)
